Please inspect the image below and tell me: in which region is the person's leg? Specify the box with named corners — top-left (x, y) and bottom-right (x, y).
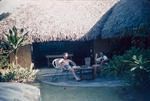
top-left (92, 65), bottom-right (97, 78)
top-left (92, 64), bottom-right (101, 78)
top-left (69, 68), bottom-right (80, 81)
top-left (72, 66), bottom-right (80, 69)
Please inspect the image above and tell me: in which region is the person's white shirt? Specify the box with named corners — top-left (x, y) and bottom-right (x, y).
top-left (96, 55), bottom-right (108, 62)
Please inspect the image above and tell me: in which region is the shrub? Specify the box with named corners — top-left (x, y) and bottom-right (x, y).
top-left (0, 63), bottom-right (38, 82)
top-left (0, 69), bottom-right (15, 82)
top-left (9, 64), bottom-right (38, 82)
top-left (3, 71), bottom-right (16, 82)
top-left (125, 55), bottom-right (150, 87)
top-left (101, 56), bottom-right (129, 78)
top-left (0, 55), bottom-right (9, 69)
top-left (4, 26), bottom-right (28, 65)
top-left (0, 41), bottom-right (9, 69)
top-left (103, 47), bottom-right (150, 87)
top-left (0, 27), bottom-right (36, 83)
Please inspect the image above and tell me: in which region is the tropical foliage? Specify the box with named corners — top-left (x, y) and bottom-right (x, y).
top-left (4, 26), bottom-right (28, 65)
top-left (102, 47), bottom-right (150, 87)
top-left (0, 64), bottom-right (38, 82)
top-left (124, 55), bottom-right (150, 86)
top-left (0, 55), bottom-right (9, 69)
top-left (0, 26), bottom-right (38, 83)
top-left (0, 41), bottom-right (9, 68)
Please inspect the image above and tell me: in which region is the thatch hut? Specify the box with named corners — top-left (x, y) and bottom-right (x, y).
top-left (0, 0), bottom-right (119, 42)
top-left (0, 0), bottom-right (119, 67)
top-left (84, 0), bottom-right (150, 55)
top-left (0, 0), bottom-right (150, 67)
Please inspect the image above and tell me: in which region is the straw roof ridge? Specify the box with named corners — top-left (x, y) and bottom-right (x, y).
top-left (83, 0), bottom-right (150, 39)
top-left (82, 3), bottom-right (117, 40)
top-left (101, 0), bottom-right (150, 38)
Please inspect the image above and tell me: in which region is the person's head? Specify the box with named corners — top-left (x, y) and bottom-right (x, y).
top-left (99, 52), bottom-right (104, 56)
top-left (63, 52), bottom-right (69, 59)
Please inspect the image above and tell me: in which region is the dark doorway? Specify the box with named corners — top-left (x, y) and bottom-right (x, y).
top-left (32, 41), bottom-right (93, 68)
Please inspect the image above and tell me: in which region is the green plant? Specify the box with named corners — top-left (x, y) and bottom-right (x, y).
top-left (0, 72), bottom-right (3, 82)
top-left (3, 71), bottom-right (15, 82)
top-left (0, 41), bottom-right (9, 68)
top-left (8, 63), bottom-right (38, 82)
top-left (101, 55), bottom-right (127, 78)
top-left (0, 63), bottom-right (38, 82)
top-left (124, 55), bottom-right (150, 86)
top-left (103, 47), bottom-right (150, 87)
top-left (4, 26), bottom-right (28, 65)
top-left (103, 47), bottom-right (149, 76)
top-left (0, 55), bottom-right (9, 69)
top-left (0, 70), bottom-right (15, 82)
top-left (126, 55), bottom-right (149, 72)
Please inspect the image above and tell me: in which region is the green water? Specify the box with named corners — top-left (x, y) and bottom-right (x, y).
top-left (31, 82), bottom-right (150, 101)
top-left (38, 83), bottom-right (130, 101)
top-left (34, 68), bottom-right (150, 101)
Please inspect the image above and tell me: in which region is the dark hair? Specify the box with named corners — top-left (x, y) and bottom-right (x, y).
top-left (64, 52), bottom-right (68, 55)
top-left (99, 52), bottom-right (104, 55)
top-left (63, 52), bottom-right (69, 58)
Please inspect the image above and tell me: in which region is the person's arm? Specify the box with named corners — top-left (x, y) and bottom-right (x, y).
top-left (103, 56), bottom-right (108, 61)
top-left (95, 57), bottom-right (103, 64)
top-left (95, 53), bottom-right (98, 61)
top-left (58, 59), bottom-right (65, 66)
top-left (58, 59), bottom-right (63, 64)
top-left (101, 56), bottom-right (108, 64)
top-left (69, 59), bottom-right (76, 66)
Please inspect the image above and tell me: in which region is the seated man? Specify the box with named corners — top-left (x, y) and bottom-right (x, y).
top-left (95, 52), bottom-right (108, 65)
top-left (58, 53), bottom-right (81, 81)
top-left (92, 52), bottom-right (108, 78)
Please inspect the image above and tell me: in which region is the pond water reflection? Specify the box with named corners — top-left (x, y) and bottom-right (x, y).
top-left (35, 69), bottom-right (150, 101)
top-left (40, 83), bottom-right (123, 101)
top-left (38, 83), bottom-right (149, 101)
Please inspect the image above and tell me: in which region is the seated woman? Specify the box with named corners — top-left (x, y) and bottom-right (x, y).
top-left (92, 52), bottom-right (108, 78)
top-left (58, 53), bottom-right (81, 81)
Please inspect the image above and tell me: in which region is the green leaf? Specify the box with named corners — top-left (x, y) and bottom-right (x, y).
top-left (12, 26), bottom-right (17, 35)
top-left (3, 26), bottom-right (27, 65)
top-left (130, 67), bottom-right (137, 71)
top-left (20, 28), bottom-right (24, 33)
top-left (139, 66), bottom-right (143, 69)
top-left (132, 55), bottom-right (137, 60)
top-left (9, 29), bottom-right (12, 35)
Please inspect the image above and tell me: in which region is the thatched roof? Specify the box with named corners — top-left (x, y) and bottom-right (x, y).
top-left (0, 0), bottom-right (119, 42)
top-left (85, 0), bottom-right (150, 39)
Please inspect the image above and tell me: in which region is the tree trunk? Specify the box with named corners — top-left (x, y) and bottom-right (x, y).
top-left (15, 55), bottom-right (18, 65)
top-left (14, 49), bottom-right (18, 65)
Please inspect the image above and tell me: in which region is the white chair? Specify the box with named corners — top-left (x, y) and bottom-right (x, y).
top-left (52, 58), bottom-right (78, 70)
top-left (52, 58), bottom-right (72, 79)
top-left (51, 58), bottom-right (66, 80)
top-left (52, 58), bottom-right (62, 69)
top-left (51, 58), bottom-right (80, 80)
top-left (52, 58), bottom-right (64, 73)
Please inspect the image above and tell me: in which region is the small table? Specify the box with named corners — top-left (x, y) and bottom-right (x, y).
top-left (78, 66), bottom-right (95, 80)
